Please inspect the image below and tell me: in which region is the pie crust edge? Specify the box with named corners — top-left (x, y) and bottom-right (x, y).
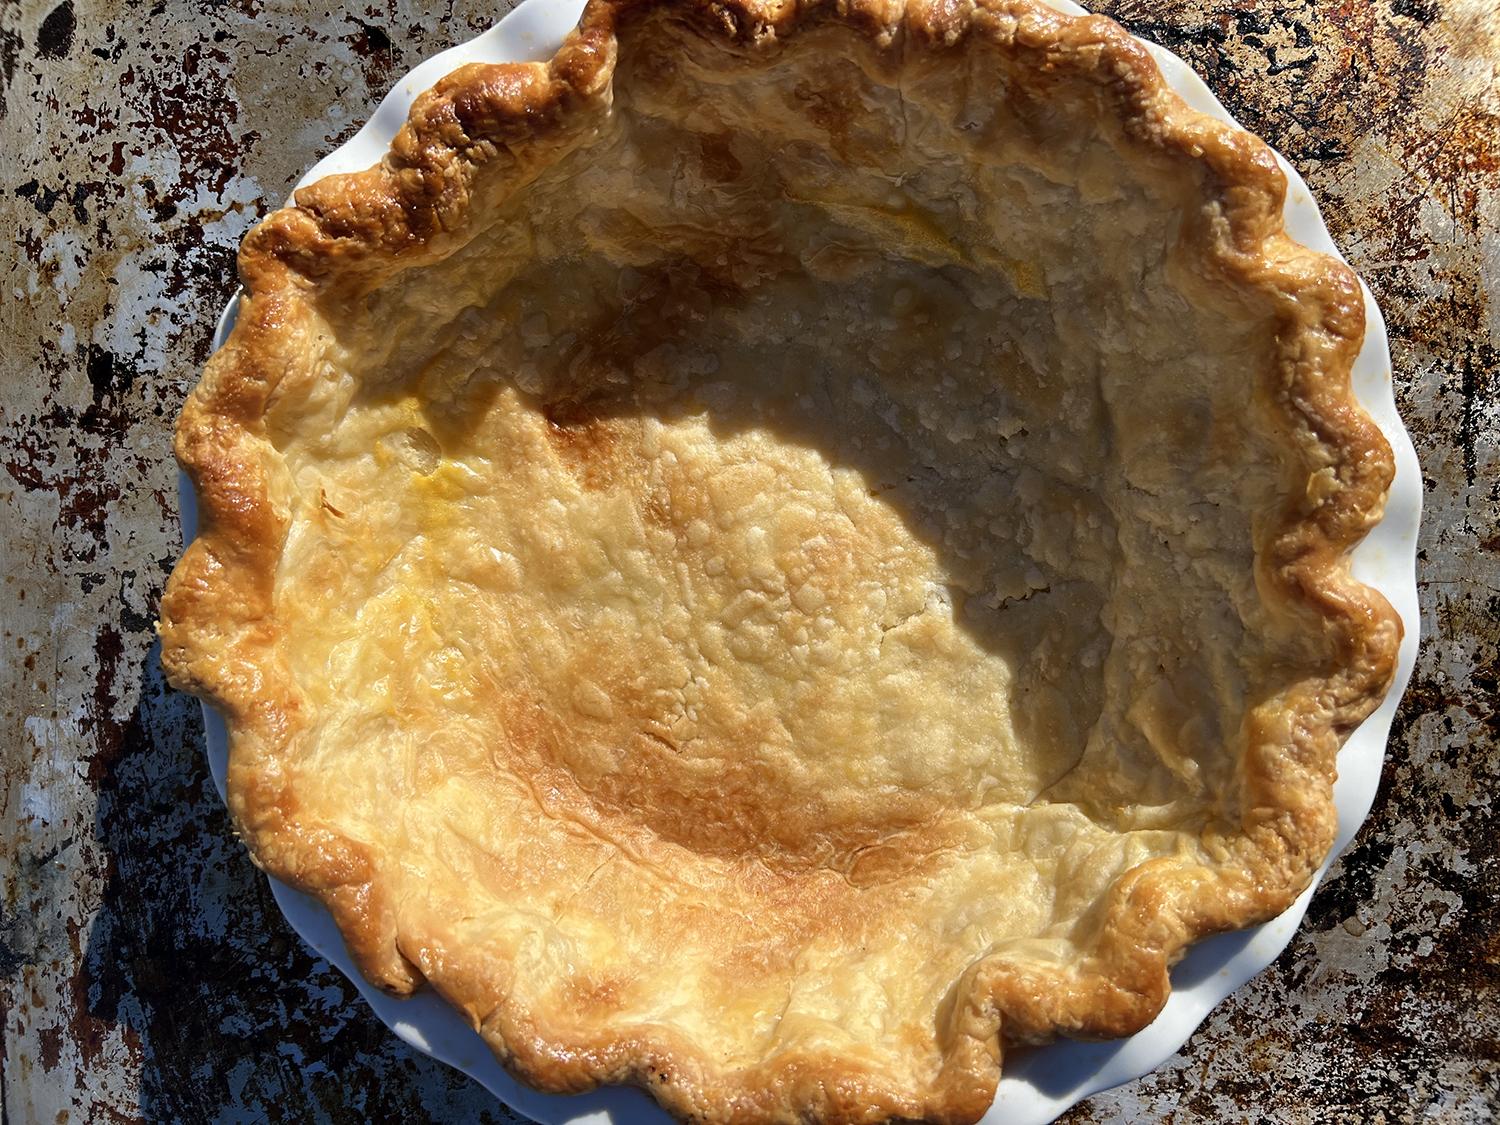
top-left (159, 1), bottom-right (1403, 1120)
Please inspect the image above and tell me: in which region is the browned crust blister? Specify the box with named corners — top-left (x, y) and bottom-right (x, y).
top-left (159, 1), bottom-right (1401, 1121)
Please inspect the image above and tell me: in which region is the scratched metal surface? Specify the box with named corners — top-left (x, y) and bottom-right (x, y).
top-left (1, 0), bottom-right (1495, 1120)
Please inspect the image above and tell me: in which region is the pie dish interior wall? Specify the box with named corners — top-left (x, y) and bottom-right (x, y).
top-left (164, 2), bottom-right (1401, 1121)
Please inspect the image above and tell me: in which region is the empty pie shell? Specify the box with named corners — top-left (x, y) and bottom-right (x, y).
top-left (160, 0), bottom-right (1401, 1121)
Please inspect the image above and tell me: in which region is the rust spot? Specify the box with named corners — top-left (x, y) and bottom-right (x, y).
top-left (36, 2), bottom-right (75, 60)
top-left (344, 15), bottom-right (398, 92)
top-left (36, 1024), bottom-right (62, 1070)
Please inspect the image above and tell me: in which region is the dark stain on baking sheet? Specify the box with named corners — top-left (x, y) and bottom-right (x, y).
top-left (1, 0), bottom-right (1496, 1121)
top-left (37, 3), bottom-right (77, 60)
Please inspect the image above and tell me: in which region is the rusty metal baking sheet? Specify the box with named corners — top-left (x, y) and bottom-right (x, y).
top-left (2, 0), bottom-right (1496, 1120)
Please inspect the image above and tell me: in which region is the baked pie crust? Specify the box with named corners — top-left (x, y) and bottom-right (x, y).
top-left (161, 0), bottom-right (1401, 1120)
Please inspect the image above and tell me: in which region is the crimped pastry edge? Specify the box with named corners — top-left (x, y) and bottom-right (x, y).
top-left (159, 1), bottom-right (1402, 1121)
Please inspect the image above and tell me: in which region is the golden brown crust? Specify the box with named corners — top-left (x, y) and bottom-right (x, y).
top-left (160, 1), bottom-right (1401, 1120)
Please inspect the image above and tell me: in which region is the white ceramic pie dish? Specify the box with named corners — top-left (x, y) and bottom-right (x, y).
top-left (180, 1), bottom-right (1422, 1120)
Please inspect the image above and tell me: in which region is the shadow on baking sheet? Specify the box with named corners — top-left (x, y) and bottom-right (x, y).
top-left (78, 647), bottom-right (559, 1122)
